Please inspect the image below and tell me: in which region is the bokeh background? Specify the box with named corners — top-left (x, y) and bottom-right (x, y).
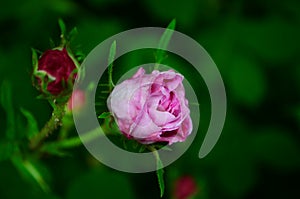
top-left (1, 0), bottom-right (300, 198)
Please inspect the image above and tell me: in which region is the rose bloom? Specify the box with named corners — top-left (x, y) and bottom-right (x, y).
top-left (107, 67), bottom-right (192, 145)
top-left (37, 48), bottom-right (77, 95)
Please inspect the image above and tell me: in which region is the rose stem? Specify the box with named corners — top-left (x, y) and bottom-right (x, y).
top-left (29, 103), bottom-right (66, 149)
top-left (40, 127), bottom-right (104, 151)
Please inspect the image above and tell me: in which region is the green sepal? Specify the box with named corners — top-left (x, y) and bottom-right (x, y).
top-left (32, 47), bottom-right (56, 96)
top-left (68, 27), bottom-right (78, 43)
top-left (68, 68), bottom-right (78, 84)
top-left (65, 45), bottom-right (81, 69)
top-left (98, 112), bottom-right (111, 119)
top-left (119, 137), bottom-right (147, 153)
top-left (32, 69), bottom-right (55, 96)
top-left (58, 18), bottom-right (67, 46)
top-left (153, 143), bottom-right (172, 151)
top-left (74, 50), bottom-right (85, 63)
top-left (31, 48), bottom-right (39, 72)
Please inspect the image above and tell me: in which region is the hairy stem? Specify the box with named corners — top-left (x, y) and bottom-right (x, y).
top-left (30, 103), bottom-right (66, 149)
top-left (41, 127), bottom-right (104, 152)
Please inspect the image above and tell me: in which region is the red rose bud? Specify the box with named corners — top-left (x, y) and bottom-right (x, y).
top-left (35, 48), bottom-right (77, 96)
top-left (67, 90), bottom-right (86, 113)
top-left (174, 175), bottom-right (198, 199)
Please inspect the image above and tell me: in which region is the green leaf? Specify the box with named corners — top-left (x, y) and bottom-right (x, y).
top-left (41, 144), bottom-right (70, 157)
top-left (98, 112), bottom-right (111, 119)
top-left (158, 19), bottom-right (176, 49)
top-left (0, 81), bottom-right (15, 140)
top-left (20, 108), bottom-right (39, 139)
top-left (108, 40), bottom-right (116, 66)
top-left (11, 156), bottom-right (51, 193)
top-left (0, 141), bottom-right (15, 161)
top-left (108, 40), bottom-right (116, 91)
top-left (155, 19), bottom-right (176, 68)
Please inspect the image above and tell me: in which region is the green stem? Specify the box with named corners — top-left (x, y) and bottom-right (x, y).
top-left (148, 146), bottom-right (165, 198)
top-left (30, 103), bottom-right (66, 149)
top-left (41, 127), bottom-right (104, 151)
top-left (58, 114), bottom-right (73, 140)
top-left (148, 145), bottom-right (159, 158)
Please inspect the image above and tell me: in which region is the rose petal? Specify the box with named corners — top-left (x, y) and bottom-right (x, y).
top-left (130, 109), bottom-right (161, 139)
top-left (147, 95), bottom-right (177, 126)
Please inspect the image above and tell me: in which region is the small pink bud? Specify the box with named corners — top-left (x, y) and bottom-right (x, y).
top-left (174, 175), bottom-right (198, 199)
top-left (67, 90), bottom-right (86, 113)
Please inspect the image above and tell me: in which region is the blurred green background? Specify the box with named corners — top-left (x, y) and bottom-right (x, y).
top-left (1, 0), bottom-right (300, 198)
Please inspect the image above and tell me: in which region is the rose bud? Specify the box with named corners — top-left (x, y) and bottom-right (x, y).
top-left (34, 47), bottom-right (78, 96)
top-left (107, 67), bottom-right (192, 145)
top-left (174, 175), bottom-right (198, 199)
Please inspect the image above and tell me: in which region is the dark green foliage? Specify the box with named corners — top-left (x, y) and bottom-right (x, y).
top-left (1, 0), bottom-right (300, 199)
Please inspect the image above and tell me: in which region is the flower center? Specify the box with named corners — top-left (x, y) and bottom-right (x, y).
top-left (158, 91), bottom-right (180, 117)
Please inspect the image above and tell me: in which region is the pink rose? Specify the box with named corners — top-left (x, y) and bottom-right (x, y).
top-left (107, 67), bottom-right (192, 145)
top-left (37, 48), bottom-right (77, 95)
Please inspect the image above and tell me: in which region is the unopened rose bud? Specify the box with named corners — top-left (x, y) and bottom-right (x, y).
top-left (35, 47), bottom-right (77, 96)
top-left (174, 175), bottom-right (198, 199)
top-left (67, 90), bottom-right (86, 113)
